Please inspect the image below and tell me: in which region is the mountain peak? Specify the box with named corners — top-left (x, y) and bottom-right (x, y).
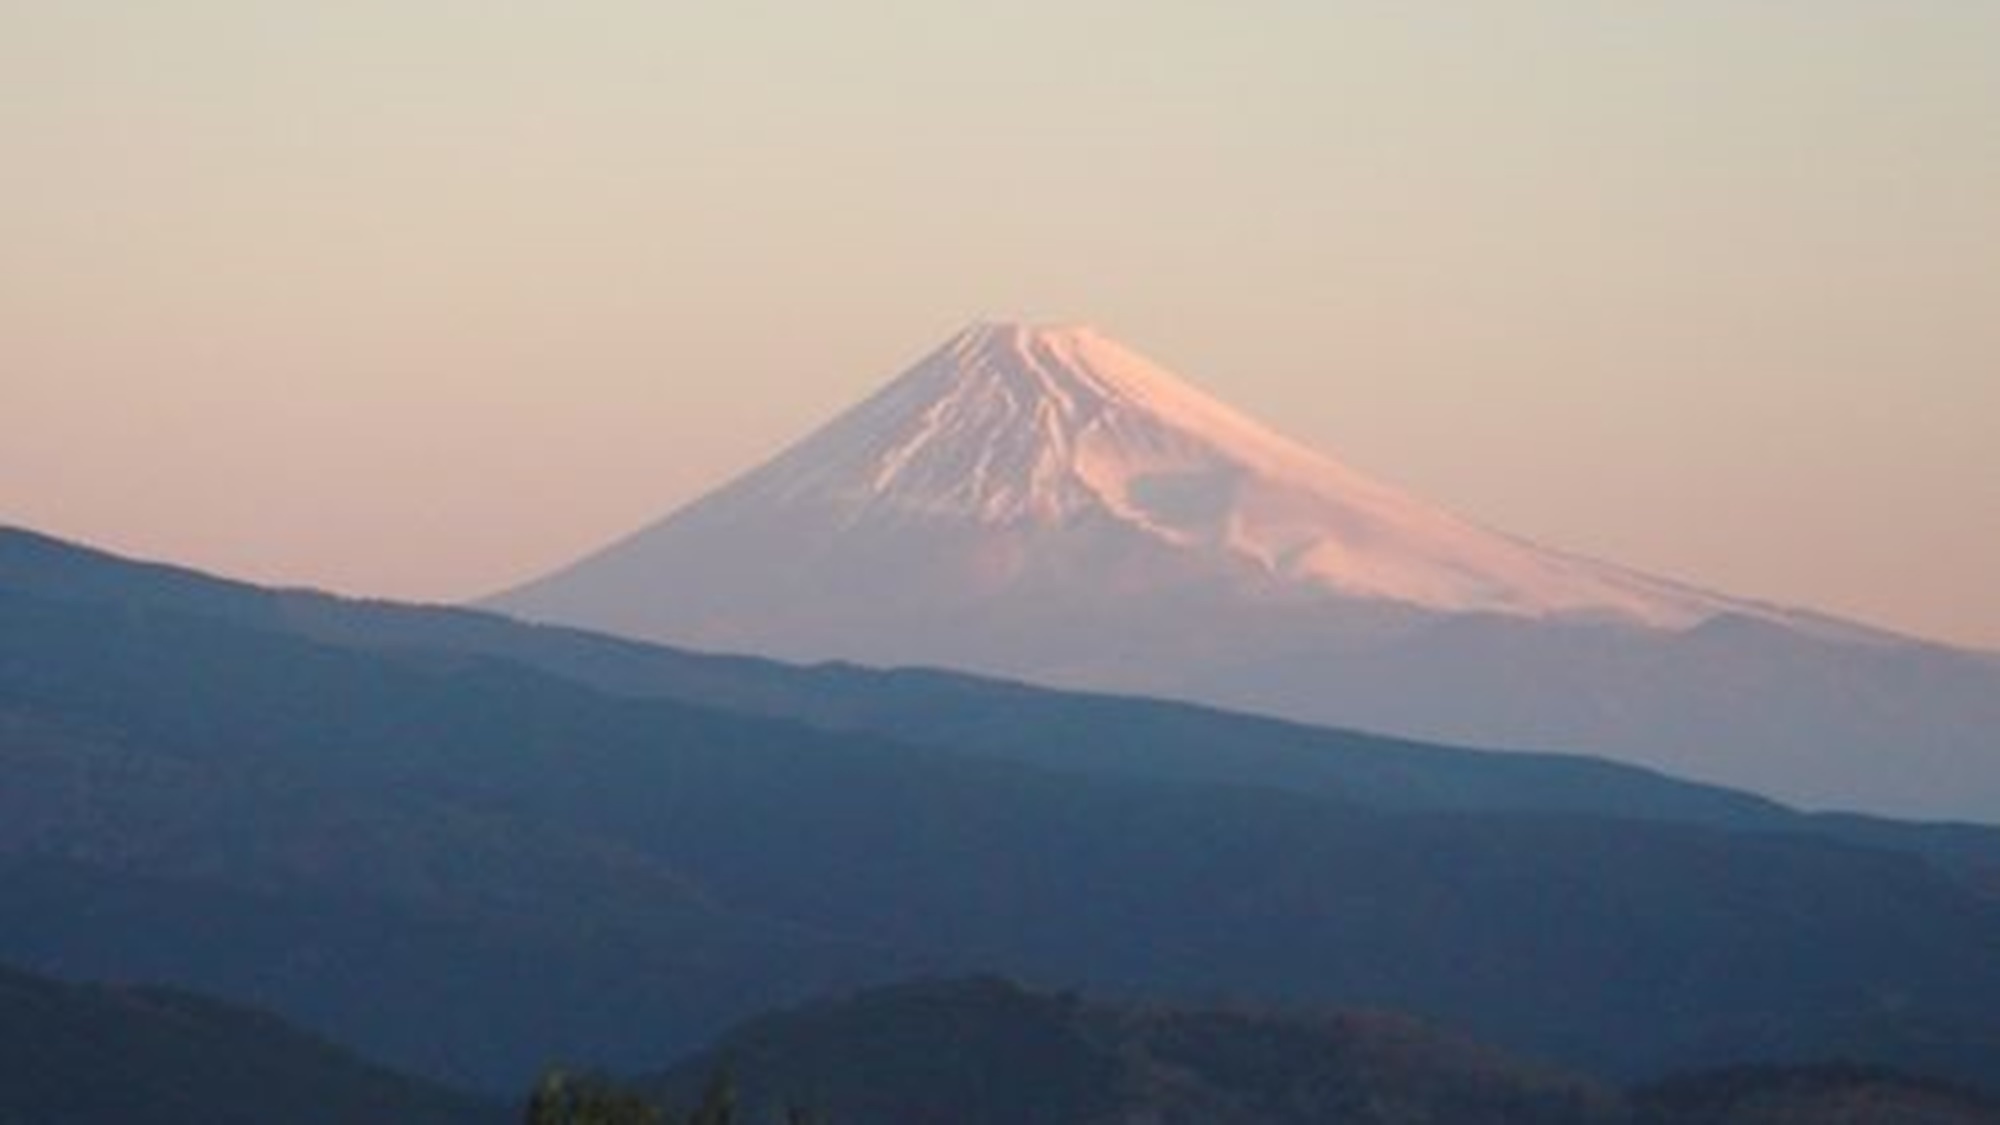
top-left (926, 319), bottom-right (1204, 423)
top-left (951, 319), bottom-right (1104, 347)
top-left (645, 323), bottom-right (1749, 627)
top-left (765, 320), bottom-right (1298, 528)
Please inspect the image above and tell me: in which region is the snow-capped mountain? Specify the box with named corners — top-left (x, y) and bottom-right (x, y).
top-left (490, 322), bottom-right (2000, 819)
top-left (714, 322), bottom-right (1758, 625)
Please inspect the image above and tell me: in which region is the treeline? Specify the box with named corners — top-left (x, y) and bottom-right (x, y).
top-left (524, 1069), bottom-right (817, 1125)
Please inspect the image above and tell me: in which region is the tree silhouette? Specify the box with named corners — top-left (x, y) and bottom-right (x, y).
top-left (521, 1069), bottom-right (663, 1125)
top-left (686, 1066), bottom-right (737, 1125)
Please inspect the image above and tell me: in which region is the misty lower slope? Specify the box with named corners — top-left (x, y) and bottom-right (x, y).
top-left (500, 508), bottom-right (2000, 819)
top-left (5, 524), bottom-right (2000, 1092)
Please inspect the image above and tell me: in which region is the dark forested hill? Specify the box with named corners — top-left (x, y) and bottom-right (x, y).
top-left (0, 961), bottom-right (494, 1125)
top-left (650, 978), bottom-right (2000, 1125)
top-left (1631, 1063), bottom-right (2000, 1125)
top-left (653, 976), bottom-right (1614, 1125)
top-left (4, 524), bottom-right (2000, 1094)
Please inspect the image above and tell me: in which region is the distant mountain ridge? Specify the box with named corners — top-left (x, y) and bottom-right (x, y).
top-left (490, 322), bottom-right (2000, 819)
top-left (6, 523), bottom-right (2000, 1092)
top-left (14, 523), bottom-right (2000, 854)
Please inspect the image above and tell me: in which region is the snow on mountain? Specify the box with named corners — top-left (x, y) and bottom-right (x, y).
top-left (717, 320), bottom-right (1749, 628)
top-left (488, 322), bottom-right (2000, 820)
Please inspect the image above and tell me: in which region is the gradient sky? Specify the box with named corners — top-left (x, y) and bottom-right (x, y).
top-left (5, 2), bottom-right (1997, 647)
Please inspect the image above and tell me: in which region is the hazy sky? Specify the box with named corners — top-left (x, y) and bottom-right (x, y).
top-left (5, 2), bottom-right (1997, 647)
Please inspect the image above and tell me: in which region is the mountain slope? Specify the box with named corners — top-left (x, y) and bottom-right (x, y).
top-left (0, 961), bottom-right (494, 1125)
top-left (489, 322), bottom-right (2000, 819)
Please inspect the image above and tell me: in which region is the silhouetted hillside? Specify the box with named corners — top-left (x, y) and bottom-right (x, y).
top-left (0, 961), bottom-right (493, 1125)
